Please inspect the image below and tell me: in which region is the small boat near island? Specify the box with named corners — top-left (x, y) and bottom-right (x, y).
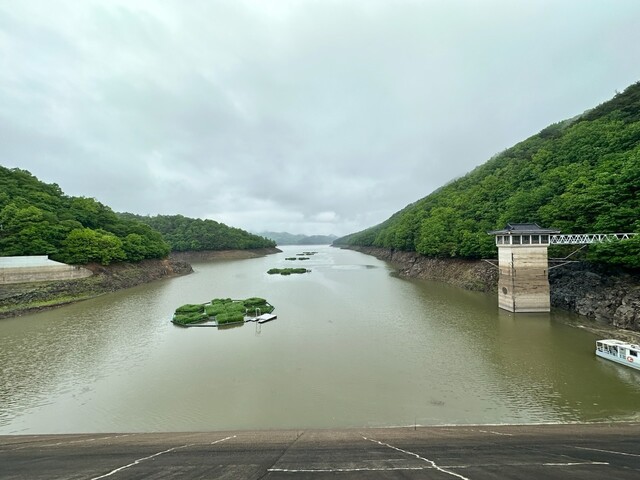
top-left (257, 313), bottom-right (277, 324)
top-left (171, 297), bottom-right (276, 328)
top-left (595, 339), bottom-right (640, 371)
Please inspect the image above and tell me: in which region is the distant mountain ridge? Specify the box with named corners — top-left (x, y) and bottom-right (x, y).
top-left (259, 231), bottom-right (337, 245)
top-left (335, 81), bottom-right (640, 268)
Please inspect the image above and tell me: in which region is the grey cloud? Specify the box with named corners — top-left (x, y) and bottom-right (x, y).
top-left (2, 0), bottom-right (640, 236)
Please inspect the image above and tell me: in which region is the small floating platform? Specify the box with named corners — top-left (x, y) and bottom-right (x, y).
top-left (257, 313), bottom-right (277, 324)
top-left (171, 319), bottom-right (243, 328)
top-left (172, 297), bottom-right (276, 328)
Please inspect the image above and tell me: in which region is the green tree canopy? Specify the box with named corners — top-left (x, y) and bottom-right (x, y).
top-left (0, 166), bottom-right (170, 264)
top-left (335, 81), bottom-right (640, 268)
top-left (119, 213), bottom-right (276, 251)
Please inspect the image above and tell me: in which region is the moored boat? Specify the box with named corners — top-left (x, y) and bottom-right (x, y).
top-left (595, 339), bottom-right (640, 371)
top-left (257, 313), bottom-right (277, 324)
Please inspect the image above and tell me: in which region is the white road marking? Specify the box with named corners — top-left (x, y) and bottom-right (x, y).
top-left (441, 461), bottom-right (609, 468)
top-left (89, 435), bottom-right (235, 480)
top-left (268, 460), bottom-right (609, 474)
top-left (5, 434), bottom-right (133, 451)
top-left (476, 430), bottom-right (513, 436)
top-left (362, 436), bottom-right (471, 480)
top-left (268, 467), bottom-right (426, 473)
top-left (571, 445), bottom-right (640, 457)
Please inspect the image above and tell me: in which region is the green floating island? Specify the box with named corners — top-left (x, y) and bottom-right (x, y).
top-left (172, 297), bottom-right (274, 327)
top-left (285, 257), bottom-right (309, 261)
top-left (297, 251), bottom-right (318, 256)
top-left (267, 267), bottom-right (310, 275)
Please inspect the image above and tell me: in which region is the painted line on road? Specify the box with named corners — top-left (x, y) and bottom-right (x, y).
top-left (269, 467), bottom-right (426, 473)
top-left (89, 435), bottom-right (235, 480)
top-left (571, 445), bottom-right (640, 457)
top-left (267, 460), bottom-right (609, 474)
top-left (362, 436), bottom-right (471, 480)
top-left (441, 461), bottom-right (609, 469)
top-left (5, 434), bottom-right (134, 451)
top-left (476, 429), bottom-right (513, 436)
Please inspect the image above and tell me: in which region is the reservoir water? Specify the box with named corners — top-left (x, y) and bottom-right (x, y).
top-left (1, 246), bottom-right (639, 434)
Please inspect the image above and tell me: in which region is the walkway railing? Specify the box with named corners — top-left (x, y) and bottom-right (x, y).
top-left (550, 233), bottom-right (637, 245)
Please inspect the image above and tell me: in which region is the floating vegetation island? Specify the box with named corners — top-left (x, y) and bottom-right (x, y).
top-left (267, 267), bottom-right (310, 275)
top-left (172, 297), bottom-right (275, 327)
top-left (285, 256), bottom-right (309, 260)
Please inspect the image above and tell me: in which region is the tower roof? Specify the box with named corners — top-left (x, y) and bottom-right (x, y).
top-left (487, 223), bottom-right (561, 235)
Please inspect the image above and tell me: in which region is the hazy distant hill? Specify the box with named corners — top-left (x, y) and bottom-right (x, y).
top-left (335, 81), bottom-right (640, 268)
top-left (259, 231), bottom-right (338, 245)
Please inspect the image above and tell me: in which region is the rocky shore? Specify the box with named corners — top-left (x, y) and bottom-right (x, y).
top-left (0, 248), bottom-right (281, 319)
top-left (550, 262), bottom-right (640, 332)
top-left (344, 246), bottom-right (640, 335)
top-left (0, 258), bottom-right (193, 319)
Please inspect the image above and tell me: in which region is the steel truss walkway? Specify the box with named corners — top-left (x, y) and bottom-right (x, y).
top-left (550, 233), bottom-right (636, 245)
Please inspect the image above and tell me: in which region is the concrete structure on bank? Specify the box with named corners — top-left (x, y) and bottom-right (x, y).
top-left (0, 255), bottom-right (92, 284)
top-left (489, 223), bottom-right (637, 313)
top-left (489, 223), bottom-right (560, 313)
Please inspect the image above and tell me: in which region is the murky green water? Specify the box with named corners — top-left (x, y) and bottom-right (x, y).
top-left (1, 246), bottom-right (639, 434)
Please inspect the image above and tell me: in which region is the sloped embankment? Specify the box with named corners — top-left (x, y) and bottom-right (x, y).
top-left (0, 248), bottom-right (283, 319)
top-left (0, 258), bottom-right (193, 319)
top-left (346, 246), bottom-right (499, 292)
top-left (168, 247), bottom-right (281, 262)
top-left (550, 263), bottom-right (640, 331)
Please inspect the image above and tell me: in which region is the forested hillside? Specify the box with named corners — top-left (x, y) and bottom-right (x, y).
top-left (120, 214), bottom-right (276, 251)
top-left (0, 167), bottom-right (275, 265)
top-left (0, 167), bottom-right (170, 264)
top-left (335, 82), bottom-right (640, 268)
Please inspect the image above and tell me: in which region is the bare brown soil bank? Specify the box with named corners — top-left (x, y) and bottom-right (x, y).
top-left (0, 258), bottom-right (193, 319)
top-left (0, 248), bottom-right (282, 319)
top-left (345, 246), bottom-right (499, 292)
top-left (169, 247), bottom-right (281, 262)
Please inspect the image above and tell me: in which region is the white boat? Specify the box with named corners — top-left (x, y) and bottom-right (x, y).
top-left (595, 339), bottom-right (640, 371)
top-left (257, 313), bottom-right (277, 324)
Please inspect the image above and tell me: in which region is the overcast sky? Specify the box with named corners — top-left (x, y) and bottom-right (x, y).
top-left (2, 0), bottom-right (640, 236)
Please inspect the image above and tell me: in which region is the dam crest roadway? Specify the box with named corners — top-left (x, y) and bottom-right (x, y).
top-left (2, 423), bottom-right (639, 479)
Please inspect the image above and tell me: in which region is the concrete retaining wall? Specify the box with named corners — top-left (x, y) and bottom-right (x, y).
top-left (0, 264), bottom-right (93, 284)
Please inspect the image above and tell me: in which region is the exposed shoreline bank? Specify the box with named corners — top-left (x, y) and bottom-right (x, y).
top-left (0, 248), bottom-right (281, 319)
top-left (342, 245), bottom-right (640, 339)
top-left (169, 247), bottom-right (281, 262)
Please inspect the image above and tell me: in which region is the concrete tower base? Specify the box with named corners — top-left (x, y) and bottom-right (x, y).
top-left (497, 245), bottom-right (550, 312)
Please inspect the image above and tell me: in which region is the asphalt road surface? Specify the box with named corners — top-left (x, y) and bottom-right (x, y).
top-left (1, 423), bottom-right (639, 479)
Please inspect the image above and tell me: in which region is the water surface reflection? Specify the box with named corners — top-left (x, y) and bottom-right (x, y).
top-left (1, 246), bottom-right (638, 433)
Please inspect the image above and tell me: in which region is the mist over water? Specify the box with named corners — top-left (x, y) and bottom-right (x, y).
top-left (1, 246), bottom-right (639, 434)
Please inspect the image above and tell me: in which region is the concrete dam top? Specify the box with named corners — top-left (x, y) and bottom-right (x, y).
top-left (0, 255), bottom-right (92, 284)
